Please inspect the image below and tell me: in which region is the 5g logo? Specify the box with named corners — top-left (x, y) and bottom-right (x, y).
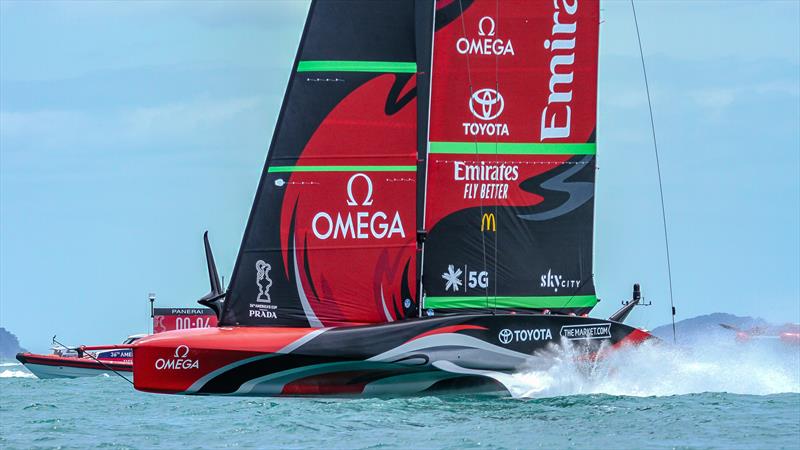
top-left (468, 270), bottom-right (489, 289)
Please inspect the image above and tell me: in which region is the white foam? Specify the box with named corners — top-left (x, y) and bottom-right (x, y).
top-left (506, 337), bottom-right (800, 398)
top-left (0, 369), bottom-right (35, 378)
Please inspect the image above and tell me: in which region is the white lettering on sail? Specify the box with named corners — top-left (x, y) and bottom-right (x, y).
top-left (452, 161), bottom-right (518, 200)
top-left (540, 0), bottom-right (578, 140)
top-left (455, 16), bottom-right (515, 56)
top-left (463, 88), bottom-right (510, 137)
top-left (250, 259), bottom-right (278, 320)
top-left (312, 173), bottom-right (405, 240)
top-left (539, 268), bottom-right (581, 293)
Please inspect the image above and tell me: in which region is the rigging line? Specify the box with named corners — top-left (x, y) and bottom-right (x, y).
top-left (458, 0), bottom-right (490, 309)
top-left (631, 0), bottom-right (677, 343)
top-left (562, 273), bottom-right (594, 310)
top-left (491, 0), bottom-right (500, 313)
top-left (52, 337), bottom-right (134, 385)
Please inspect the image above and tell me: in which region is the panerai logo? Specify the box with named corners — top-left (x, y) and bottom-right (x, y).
top-left (154, 345), bottom-right (199, 370)
top-left (312, 173), bottom-right (405, 240)
top-left (498, 328), bottom-right (553, 345)
top-left (540, 0), bottom-right (579, 140)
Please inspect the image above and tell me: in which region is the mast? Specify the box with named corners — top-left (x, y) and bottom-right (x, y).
top-left (416, 0), bottom-right (437, 318)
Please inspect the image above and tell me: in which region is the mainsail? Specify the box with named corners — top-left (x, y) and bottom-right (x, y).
top-left (421, 0), bottom-right (599, 314)
top-left (221, 1), bottom-right (425, 327)
top-left (221, 0), bottom-right (599, 328)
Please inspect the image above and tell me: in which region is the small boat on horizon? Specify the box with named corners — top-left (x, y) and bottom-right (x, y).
top-left (17, 307), bottom-right (218, 379)
top-left (16, 335), bottom-right (141, 379)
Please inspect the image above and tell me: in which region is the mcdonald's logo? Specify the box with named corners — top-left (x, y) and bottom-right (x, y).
top-left (481, 213), bottom-right (496, 232)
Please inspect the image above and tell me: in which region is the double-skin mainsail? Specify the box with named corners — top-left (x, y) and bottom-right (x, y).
top-left (222, 0), bottom-right (598, 328)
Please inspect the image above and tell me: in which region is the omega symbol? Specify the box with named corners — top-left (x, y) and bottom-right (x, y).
top-left (478, 16), bottom-right (496, 36)
top-left (346, 173), bottom-right (374, 206)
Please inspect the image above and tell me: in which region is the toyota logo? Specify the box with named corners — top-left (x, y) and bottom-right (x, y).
top-left (498, 328), bottom-right (513, 345)
top-left (174, 345), bottom-right (190, 358)
top-left (469, 88), bottom-right (504, 121)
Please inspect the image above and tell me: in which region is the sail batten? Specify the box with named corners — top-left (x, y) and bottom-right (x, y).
top-left (297, 61), bottom-right (417, 73)
top-left (429, 142), bottom-right (597, 155)
top-left (424, 295), bottom-right (598, 310)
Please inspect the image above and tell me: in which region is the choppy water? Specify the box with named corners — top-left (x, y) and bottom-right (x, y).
top-left (1, 339), bottom-right (798, 449)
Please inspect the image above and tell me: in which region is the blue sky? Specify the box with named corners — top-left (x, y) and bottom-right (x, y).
top-left (1, 1), bottom-right (798, 351)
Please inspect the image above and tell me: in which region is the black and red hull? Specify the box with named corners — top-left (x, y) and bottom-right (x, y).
top-left (132, 314), bottom-right (651, 397)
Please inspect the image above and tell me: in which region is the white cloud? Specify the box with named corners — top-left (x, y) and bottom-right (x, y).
top-left (690, 88), bottom-right (737, 110)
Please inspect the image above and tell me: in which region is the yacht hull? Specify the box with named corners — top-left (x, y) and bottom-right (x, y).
top-left (132, 314), bottom-right (651, 397)
top-left (16, 353), bottom-right (133, 379)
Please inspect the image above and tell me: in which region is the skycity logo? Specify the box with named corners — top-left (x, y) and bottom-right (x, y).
top-left (464, 88), bottom-right (509, 137)
top-left (312, 173), bottom-right (405, 240)
top-left (154, 345), bottom-right (200, 370)
top-left (539, 268), bottom-right (581, 293)
top-left (455, 16), bottom-right (515, 56)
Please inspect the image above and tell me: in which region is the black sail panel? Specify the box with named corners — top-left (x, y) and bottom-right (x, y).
top-left (222, 1), bottom-right (421, 327)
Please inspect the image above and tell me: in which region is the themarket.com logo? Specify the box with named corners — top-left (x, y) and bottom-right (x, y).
top-left (560, 323), bottom-right (612, 340)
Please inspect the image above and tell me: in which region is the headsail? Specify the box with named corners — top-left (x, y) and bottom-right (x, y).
top-left (421, 0), bottom-right (600, 314)
top-left (221, 1), bottom-right (424, 327)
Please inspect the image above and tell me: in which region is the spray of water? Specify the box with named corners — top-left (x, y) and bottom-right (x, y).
top-left (0, 370), bottom-right (34, 378)
top-left (505, 336), bottom-right (800, 398)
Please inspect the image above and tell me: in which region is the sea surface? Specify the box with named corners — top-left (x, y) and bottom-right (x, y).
top-left (1, 339), bottom-right (798, 449)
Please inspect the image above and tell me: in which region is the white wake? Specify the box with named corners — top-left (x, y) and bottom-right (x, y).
top-left (0, 368), bottom-right (35, 378)
top-left (506, 337), bottom-right (800, 398)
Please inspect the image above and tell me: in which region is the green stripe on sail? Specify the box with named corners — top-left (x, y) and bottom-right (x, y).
top-left (268, 165), bottom-right (416, 173)
top-left (424, 295), bottom-right (598, 309)
top-left (429, 142), bottom-right (596, 155)
top-left (297, 60), bottom-right (417, 73)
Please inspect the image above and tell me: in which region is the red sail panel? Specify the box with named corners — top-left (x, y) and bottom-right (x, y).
top-left (277, 74), bottom-right (418, 326)
top-left (429, 0), bottom-right (597, 144)
top-left (221, 1), bottom-right (422, 327)
top-left (422, 0), bottom-right (599, 313)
